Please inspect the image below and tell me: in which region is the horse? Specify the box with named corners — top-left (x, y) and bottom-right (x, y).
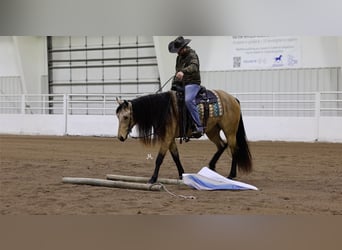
top-left (116, 89), bottom-right (252, 184)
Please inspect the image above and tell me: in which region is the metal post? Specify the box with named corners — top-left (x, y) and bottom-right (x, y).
top-left (21, 94), bottom-right (25, 114)
top-left (272, 92), bottom-right (275, 116)
top-left (42, 95), bottom-right (46, 114)
top-left (63, 94), bottom-right (68, 135)
top-left (103, 95), bottom-right (106, 115)
top-left (47, 36), bottom-right (54, 114)
top-left (315, 92), bottom-right (321, 141)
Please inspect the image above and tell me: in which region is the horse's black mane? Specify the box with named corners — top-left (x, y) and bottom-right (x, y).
top-left (131, 91), bottom-right (174, 144)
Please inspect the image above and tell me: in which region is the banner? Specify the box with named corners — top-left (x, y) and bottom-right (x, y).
top-left (232, 36), bottom-right (301, 69)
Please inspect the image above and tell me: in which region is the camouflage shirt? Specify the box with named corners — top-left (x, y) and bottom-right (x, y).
top-left (175, 46), bottom-right (201, 85)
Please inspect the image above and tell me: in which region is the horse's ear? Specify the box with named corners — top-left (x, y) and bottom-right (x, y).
top-left (116, 97), bottom-right (124, 105)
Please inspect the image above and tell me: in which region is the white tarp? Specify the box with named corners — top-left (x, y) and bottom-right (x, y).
top-left (182, 167), bottom-right (258, 191)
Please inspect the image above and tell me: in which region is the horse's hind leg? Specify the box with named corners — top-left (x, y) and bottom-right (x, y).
top-left (169, 140), bottom-right (185, 179)
top-left (222, 128), bottom-right (238, 179)
top-left (228, 157), bottom-right (237, 179)
top-left (206, 126), bottom-right (227, 171)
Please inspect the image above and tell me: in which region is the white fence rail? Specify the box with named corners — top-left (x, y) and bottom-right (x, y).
top-left (1, 92), bottom-right (341, 116)
top-left (0, 93), bottom-right (150, 115)
top-left (0, 92), bottom-right (342, 142)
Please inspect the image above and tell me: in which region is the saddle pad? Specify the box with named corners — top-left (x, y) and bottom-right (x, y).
top-left (196, 90), bottom-right (223, 120)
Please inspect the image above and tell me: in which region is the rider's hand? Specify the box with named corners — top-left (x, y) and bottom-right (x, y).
top-left (176, 71), bottom-right (184, 80)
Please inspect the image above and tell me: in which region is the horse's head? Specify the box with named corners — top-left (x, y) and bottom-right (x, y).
top-left (116, 98), bottom-right (134, 142)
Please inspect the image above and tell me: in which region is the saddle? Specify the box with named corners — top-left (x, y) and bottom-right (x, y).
top-left (195, 87), bottom-right (219, 105)
top-left (172, 84), bottom-right (223, 142)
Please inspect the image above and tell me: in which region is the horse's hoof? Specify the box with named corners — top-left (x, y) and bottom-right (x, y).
top-left (228, 174), bottom-right (236, 179)
top-left (209, 166), bottom-right (216, 171)
top-left (148, 177), bottom-right (157, 184)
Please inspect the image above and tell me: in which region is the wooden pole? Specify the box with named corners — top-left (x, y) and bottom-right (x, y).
top-left (106, 174), bottom-right (184, 185)
top-left (62, 177), bottom-right (163, 191)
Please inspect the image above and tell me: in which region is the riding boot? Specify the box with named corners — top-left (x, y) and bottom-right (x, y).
top-left (192, 125), bottom-right (204, 138)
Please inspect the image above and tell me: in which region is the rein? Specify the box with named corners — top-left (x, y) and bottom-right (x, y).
top-left (155, 75), bottom-right (174, 93)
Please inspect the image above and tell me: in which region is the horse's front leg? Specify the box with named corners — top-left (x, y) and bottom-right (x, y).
top-left (169, 140), bottom-right (184, 179)
top-left (149, 145), bottom-right (169, 184)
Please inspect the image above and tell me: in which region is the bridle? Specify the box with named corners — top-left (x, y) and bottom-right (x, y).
top-left (125, 101), bottom-right (134, 136)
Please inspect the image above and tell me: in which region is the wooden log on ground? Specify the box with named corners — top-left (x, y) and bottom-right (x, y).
top-left (106, 174), bottom-right (184, 185)
top-left (62, 177), bottom-right (163, 191)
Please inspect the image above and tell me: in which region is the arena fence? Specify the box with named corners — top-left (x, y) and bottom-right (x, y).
top-left (0, 92), bottom-right (341, 142)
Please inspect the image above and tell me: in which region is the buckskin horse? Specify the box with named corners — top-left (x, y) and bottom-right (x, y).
top-left (116, 89), bottom-right (252, 184)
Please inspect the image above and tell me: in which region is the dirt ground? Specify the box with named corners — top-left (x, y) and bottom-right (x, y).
top-left (0, 135), bottom-right (341, 215)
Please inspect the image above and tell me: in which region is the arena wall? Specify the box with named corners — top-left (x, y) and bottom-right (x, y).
top-left (1, 114), bottom-right (342, 142)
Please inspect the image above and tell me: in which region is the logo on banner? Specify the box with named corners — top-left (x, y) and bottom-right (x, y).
top-left (272, 54), bottom-right (284, 67)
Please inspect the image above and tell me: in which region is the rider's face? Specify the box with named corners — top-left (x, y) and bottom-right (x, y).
top-left (178, 47), bottom-right (186, 55)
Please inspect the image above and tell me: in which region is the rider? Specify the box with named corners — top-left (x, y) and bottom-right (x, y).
top-left (168, 36), bottom-right (203, 137)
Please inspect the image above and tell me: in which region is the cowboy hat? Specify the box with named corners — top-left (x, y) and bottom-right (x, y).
top-left (168, 36), bottom-right (191, 53)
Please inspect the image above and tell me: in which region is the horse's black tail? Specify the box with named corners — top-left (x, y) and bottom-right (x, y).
top-left (235, 113), bottom-right (253, 173)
